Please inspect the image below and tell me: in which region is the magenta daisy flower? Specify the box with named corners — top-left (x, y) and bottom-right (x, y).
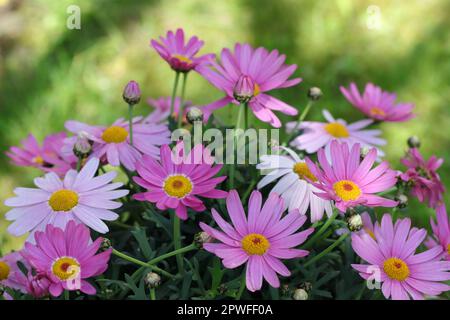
top-left (133, 144), bottom-right (227, 220)
top-left (4, 157), bottom-right (128, 240)
top-left (22, 222), bottom-right (112, 296)
top-left (425, 204), bottom-right (450, 261)
top-left (144, 96), bottom-right (193, 124)
top-left (6, 133), bottom-right (77, 176)
top-left (288, 110), bottom-right (386, 157)
top-left (400, 148), bottom-right (445, 209)
top-left (340, 82), bottom-right (414, 122)
top-left (200, 190), bottom-right (313, 292)
top-left (151, 28), bottom-right (214, 73)
top-left (306, 141), bottom-right (398, 213)
top-left (0, 251), bottom-right (28, 293)
top-left (197, 43), bottom-right (301, 128)
top-left (65, 117), bottom-right (171, 171)
top-left (351, 214), bottom-right (450, 300)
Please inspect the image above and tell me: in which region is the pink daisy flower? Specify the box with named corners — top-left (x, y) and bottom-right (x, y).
top-left (200, 190), bottom-right (313, 292)
top-left (151, 28), bottom-right (214, 73)
top-left (0, 251), bottom-right (28, 293)
top-left (65, 117), bottom-right (171, 171)
top-left (425, 204), bottom-right (450, 261)
top-left (4, 157), bottom-right (128, 240)
top-left (6, 133), bottom-right (77, 176)
top-left (197, 43), bottom-right (301, 128)
top-left (133, 144), bottom-right (227, 220)
top-left (340, 82), bottom-right (414, 122)
top-left (25, 272), bottom-right (51, 298)
top-left (306, 141), bottom-right (398, 213)
top-left (144, 96), bottom-right (193, 124)
top-left (351, 214), bottom-right (450, 300)
top-left (22, 222), bottom-right (112, 296)
top-left (287, 110), bottom-right (386, 157)
top-left (400, 148), bottom-right (445, 209)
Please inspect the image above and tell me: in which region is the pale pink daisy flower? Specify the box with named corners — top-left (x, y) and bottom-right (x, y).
top-left (197, 43), bottom-right (301, 128)
top-left (4, 158), bottom-right (128, 241)
top-left (256, 147), bottom-right (332, 222)
top-left (22, 222), bottom-right (112, 297)
top-left (340, 82), bottom-right (414, 122)
top-left (0, 251), bottom-right (28, 293)
top-left (6, 133), bottom-right (77, 176)
top-left (425, 204), bottom-right (450, 261)
top-left (287, 109), bottom-right (386, 157)
top-left (200, 190), bottom-right (313, 292)
top-left (65, 117), bottom-right (171, 171)
top-left (133, 144), bottom-right (227, 220)
top-left (306, 141), bottom-right (397, 213)
top-left (151, 28), bottom-right (214, 73)
top-left (351, 214), bottom-right (450, 300)
top-left (400, 148), bottom-right (445, 209)
top-left (144, 96), bottom-right (193, 124)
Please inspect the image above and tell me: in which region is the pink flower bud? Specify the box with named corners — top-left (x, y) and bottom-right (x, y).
top-left (123, 80), bottom-right (141, 105)
top-left (233, 75), bottom-right (255, 103)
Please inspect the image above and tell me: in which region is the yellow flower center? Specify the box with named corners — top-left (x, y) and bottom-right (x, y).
top-left (333, 180), bottom-right (362, 201)
top-left (324, 122), bottom-right (349, 138)
top-left (293, 162), bottom-right (317, 182)
top-left (447, 244), bottom-right (450, 255)
top-left (172, 54), bottom-right (193, 64)
top-left (370, 107), bottom-right (386, 117)
top-left (383, 257), bottom-right (410, 281)
top-left (253, 83), bottom-right (261, 97)
top-left (52, 257), bottom-right (80, 281)
top-left (101, 126), bottom-right (128, 144)
top-left (48, 189), bottom-right (79, 212)
top-left (163, 175), bottom-right (193, 199)
top-left (32, 156), bottom-right (44, 165)
top-left (0, 261), bottom-right (10, 281)
top-left (241, 233), bottom-right (270, 255)
top-left (365, 228), bottom-right (376, 240)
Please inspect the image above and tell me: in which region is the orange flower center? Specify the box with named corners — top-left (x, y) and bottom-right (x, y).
top-left (370, 107), bottom-right (386, 117)
top-left (172, 54), bottom-right (193, 64)
top-left (101, 126), bottom-right (128, 144)
top-left (324, 122), bottom-right (349, 138)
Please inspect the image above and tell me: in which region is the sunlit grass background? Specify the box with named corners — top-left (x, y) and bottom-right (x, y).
top-left (1, 0), bottom-right (449, 253)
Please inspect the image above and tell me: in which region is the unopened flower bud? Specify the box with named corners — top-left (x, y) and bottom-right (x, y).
top-left (395, 194), bottom-right (408, 209)
top-left (73, 132), bottom-right (92, 157)
top-left (293, 288), bottom-right (308, 300)
top-left (186, 107), bottom-right (204, 124)
top-left (281, 284), bottom-right (290, 296)
top-left (233, 75), bottom-right (255, 103)
top-left (194, 231), bottom-right (212, 249)
top-left (123, 80), bottom-right (141, 105)
top-left (307, 87), bottom-right (322, 101)
top-left (347, 213), bottom-right (363, 232)
top-left (100, 238), bottom-right (112, 251)
top-left (407, 136), bottom-right (420, 149)
top-left (27, 272), bottom-right (50, 298)
top-left (144, 272), bottom-right (161, 289)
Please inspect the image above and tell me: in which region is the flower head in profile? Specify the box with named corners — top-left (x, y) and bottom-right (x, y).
top-left (0, 251), bottom-right (28, 293)
top-left (257, 147), bottom-right (332, 222)
top-left (144, 96), bottom-right (193, 124)
top-left (4, 158), bottom-right (128, 241)
top-left (400, 148), bottom-right (445, 209)
top-left (65, 117), bottom-right (171, 171)
top-left (425, 204), bottom-right (449, 261)
top-left (340, 82), bottom-right (414, 122)
top-left (200, 190), bottom-right (313, 292)
top-left (351, 214), bottom-right (450, 300)
top-left (151, 28), bottom-right (214, 73)
top-left (133, 144), bottom-right (227, 220)
top-left (6, 133), bottom-right (77, 176)
top-left (197, 43), bottom-right (301, 128)
top-left (287, 110), bottom-right (386, 157)
top-left (306, 141), bottom-right (397, 213)
top-left (22, 222), bottom-right (111, 297)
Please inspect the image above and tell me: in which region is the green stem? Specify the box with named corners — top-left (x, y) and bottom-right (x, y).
top-left (235, 102), bottom-right (246, 133)
top-left (112, 249), bottom-right (176, 279)
top-left (76, 158), bottom-right (82, 172)
top-left (229, 103), bottom-right (246, 189)
top-left (170, 72), bottom-right (181, 117)
top-left (242, 180), bottom-right (257, 203)
top-left (244, 104), bottom-right (249, 130)
top-left (302, 211), bottom-right (338, 250)
top-left (283, 100), bottom-right (314, 146)
top-left (148, 243), bottom-right (196, 265)
top-left (64, 290), bottom-right (70, 300)
top-left (150, 289), bottom-right (156, 300)
top-left (173, 216), bottom-right (184, 275)
top-left (304, 233), bottom-right (349, 267)
top-left (235, 271), bottom-right (246, 300)
top-left (128, 104), bottom-right (134, 146)
top-left (177, 72), bottom-right (188, 128)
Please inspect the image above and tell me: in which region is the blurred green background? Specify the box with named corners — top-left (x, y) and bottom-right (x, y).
top-left (1, 0), bottom-right (449, 252)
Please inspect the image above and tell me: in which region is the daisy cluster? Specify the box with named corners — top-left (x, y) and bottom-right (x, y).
top-left (0, 28), bottom-right (448, 301)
